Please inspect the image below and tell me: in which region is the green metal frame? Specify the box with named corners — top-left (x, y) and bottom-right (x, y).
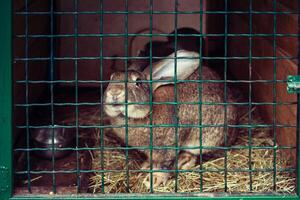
top-left (0, 0), bottom-right (12, 200)
top-left (0, 0), bottom-right (299, 199)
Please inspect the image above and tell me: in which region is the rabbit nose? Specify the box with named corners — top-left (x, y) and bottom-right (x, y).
top-left (112, 95), bottom-right (119, 102)
top-left (109, 90), bottom-right (123, 101)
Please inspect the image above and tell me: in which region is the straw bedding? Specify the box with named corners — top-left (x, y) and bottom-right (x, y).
top-left (87, 107), bottom-right (296, 194)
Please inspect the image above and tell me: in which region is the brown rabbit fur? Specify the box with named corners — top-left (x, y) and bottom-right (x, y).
top-left (103, 67), bottom-right (241, 188)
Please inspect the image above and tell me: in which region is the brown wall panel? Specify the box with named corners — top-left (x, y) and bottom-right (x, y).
top-left (228, 0), bottom-right (299, 164)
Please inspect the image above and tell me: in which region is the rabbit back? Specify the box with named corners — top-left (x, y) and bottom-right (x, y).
top-left (177, 66), bottom-right (239, 155)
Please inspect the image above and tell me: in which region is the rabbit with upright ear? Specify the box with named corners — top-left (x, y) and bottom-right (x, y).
top-left (104, 50), bottom-right (240, 188)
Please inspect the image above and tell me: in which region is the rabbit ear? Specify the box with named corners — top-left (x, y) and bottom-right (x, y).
top-left (143, 50), bottom-right (199, 91)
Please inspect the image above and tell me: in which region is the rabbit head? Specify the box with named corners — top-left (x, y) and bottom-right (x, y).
top-left (104, 50), bottom-right (199, 120)
top-left (104, 70), bottom-right (151, 119)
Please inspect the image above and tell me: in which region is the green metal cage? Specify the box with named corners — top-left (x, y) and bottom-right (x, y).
top-left (0, 0), bottom-right (300, 199)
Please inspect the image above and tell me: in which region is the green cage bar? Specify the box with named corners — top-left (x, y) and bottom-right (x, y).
top-left (148, 0), bottom-right (154, 193)
top-left (98, 0), bottom-right (105, 194)
top-left (198, 0), bottom-right (204, 193)
top-left (0, 0), bottom-right (12, 199)
top-left (247, 0), bottom-right (253, 192)
top-left (272, 0), bottom-right (278, 192)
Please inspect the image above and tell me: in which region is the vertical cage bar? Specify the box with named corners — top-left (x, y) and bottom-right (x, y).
top-left (124, 0), bottom-right (130, 192)
top-left (223, 0), bottom-right (228, 192)
top-left (99, 0), bottom-right (105, 194)
top-left (272, 0), bottom-right (277, 192)
top-left (198, 0), bottom-right (204, 192)
top-left (74, 0), bottom-right (80, 193)
top-left (148, 0), bottom-right (154, 193)
top-left (24, 0), bottom-right (31, 193)
top-left (173, 0), bottom-right (179, 193)
top-left (0, 0), bottom-right (12, 199)
top-left (50, 0), bottom-right (56, 193)
top-left (248, 0), bottom-right (253, 192)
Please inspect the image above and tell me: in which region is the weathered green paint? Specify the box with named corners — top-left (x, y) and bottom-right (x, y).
top-left (0, 166), bottom-right (9, 194)
top-left (0, 0), bottom-right (12, 200)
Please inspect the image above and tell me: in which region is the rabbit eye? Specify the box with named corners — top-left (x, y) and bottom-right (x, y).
top-left (135, 78), bottom-right (142, 87)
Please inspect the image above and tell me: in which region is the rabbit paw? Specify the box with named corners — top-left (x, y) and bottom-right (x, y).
top-left (142, 172), bottom-right (170, 189)
top-left (178, 152), bottom-right (197, 170)
top-left (141, 162), bottom-right (170, 189)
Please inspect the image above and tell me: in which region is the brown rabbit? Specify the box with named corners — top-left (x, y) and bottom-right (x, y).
top-left (103, 50), bottom-right (240, 188)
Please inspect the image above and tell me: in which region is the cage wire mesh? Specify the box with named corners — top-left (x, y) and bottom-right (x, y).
top-left (12, 0), bottom-right (299, 196)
